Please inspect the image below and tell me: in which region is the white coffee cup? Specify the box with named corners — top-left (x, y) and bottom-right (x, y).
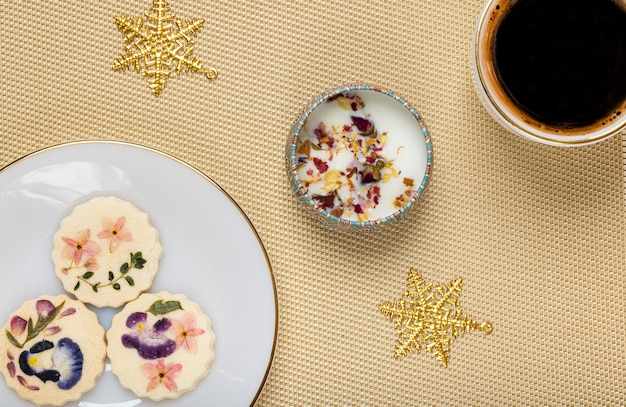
top-left (471, 0), bottom-right (626, 146)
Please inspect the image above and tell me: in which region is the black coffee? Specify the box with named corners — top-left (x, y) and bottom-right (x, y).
top-left (493, 0), bottom-right (626, 128)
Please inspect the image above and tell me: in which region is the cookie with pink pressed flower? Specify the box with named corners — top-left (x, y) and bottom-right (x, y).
top-left (106, 292), bottom-right (215, 401)
top-left (51, 196), bottom-right (163, 308)
top-left (0, 294), bottom-right (107, 406)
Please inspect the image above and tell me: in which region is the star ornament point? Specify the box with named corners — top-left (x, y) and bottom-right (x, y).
top-left (112, 0), bottom-right (218, 97)
top-left (379, 268), bottom-right (492, 367)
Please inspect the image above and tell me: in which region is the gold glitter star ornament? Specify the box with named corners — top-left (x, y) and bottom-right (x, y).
top-left (112, 0), bottom-right (218, 97)
top-left (379, 268), bottom-right (492, 367)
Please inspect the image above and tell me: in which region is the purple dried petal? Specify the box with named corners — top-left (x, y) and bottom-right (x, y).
top-left (122, 333), bottom-right (141, 350)
top-left (351, 116), bottom-right (373, 133)
top-left (17, 375), bottom-right (28, 387)
top-left (153, 318), bottom-right (171, 334)
top-left (59, 308), bottom-right (76, 318)
top-left (362, 166), bottom-right (376, 184)
top-left (126, 312), bottom-right (147, 329)
top-left (44, 326), bottom-right (61, 336)
top-left (7, 361), bottom-right (15, 378)
top-left (35, 300), bottom-right (55, 318)
top-left (312, 194), bottom-right (335, 210)
top-left (313, 157), bottom-right (329, 174)
top-left (29, 340), bottom-right (54, 354)
top-left (121, 333), bottom-right (176, 360)
top-left (148, 339), bottom-right (176, 359)
top-left (10, 316), bottom-right (27, 336)
top-left (314, 123), bottom-right (329, 140)
top-left (54, 338), bottom-right (84, 390)
top-left (17, 375), bottom-right (38, 390)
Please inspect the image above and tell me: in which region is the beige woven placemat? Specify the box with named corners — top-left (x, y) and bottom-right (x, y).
top-left (1, 1), bottom-right (624, 405)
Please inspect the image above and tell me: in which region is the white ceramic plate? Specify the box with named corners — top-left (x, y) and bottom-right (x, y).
top-left (0, 141), bottom-right (277, 406)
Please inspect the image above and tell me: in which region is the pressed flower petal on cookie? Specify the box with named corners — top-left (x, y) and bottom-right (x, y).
top-left (35, 300), bottom-right (56, 318)
top-left (18, 338), bottom-right (84, 390)
top-left (61, 229), bottom-right (101, 265)
top-left (169, 312), bottom-right (206, 354)
top-left (98, 216), bottom-right (133, 253)
top-left (122, 313), bottom-right (177, 360)
top-left (141, 359), bottom-right (182, 393)
top-left (10, 316), bottom-right (27, 337)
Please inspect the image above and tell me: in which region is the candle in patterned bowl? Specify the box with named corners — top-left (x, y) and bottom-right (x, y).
top-left (286, 84), bottom-right (432, 231)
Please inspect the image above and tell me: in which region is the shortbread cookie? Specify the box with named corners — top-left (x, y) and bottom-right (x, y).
top-left (51, 196), bottom-right (163, 307)
top-left (107, 292), bottom-right (215, 401)
top-left (0, 294), bottom-right (107, 406)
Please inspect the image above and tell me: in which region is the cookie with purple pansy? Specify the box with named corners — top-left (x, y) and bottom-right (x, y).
top-left (106, 292), bottom-right (215, 401)
top-left (0, 294), bottom-right (106, 406)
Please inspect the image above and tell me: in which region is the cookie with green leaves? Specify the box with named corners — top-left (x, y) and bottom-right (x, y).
top-left (0, 294), bottom-right (106, 406)
top-left (51, 196), bottom-right (163, 308)
top-left (107, 292), bottom-right (215, 401)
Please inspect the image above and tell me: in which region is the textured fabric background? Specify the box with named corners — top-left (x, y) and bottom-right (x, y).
top-left (1, 1), bottom-right (624, 406)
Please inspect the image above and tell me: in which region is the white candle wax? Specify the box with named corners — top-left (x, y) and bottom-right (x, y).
top-left (295, 90), bottom-right (429, 222)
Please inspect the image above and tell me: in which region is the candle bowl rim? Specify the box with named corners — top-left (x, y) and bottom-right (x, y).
top-left (286, 83), bottom-right (433, 232)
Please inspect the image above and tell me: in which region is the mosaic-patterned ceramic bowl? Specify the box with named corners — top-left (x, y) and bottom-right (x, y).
top-left (286, 84), bottom-right (432, 231)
